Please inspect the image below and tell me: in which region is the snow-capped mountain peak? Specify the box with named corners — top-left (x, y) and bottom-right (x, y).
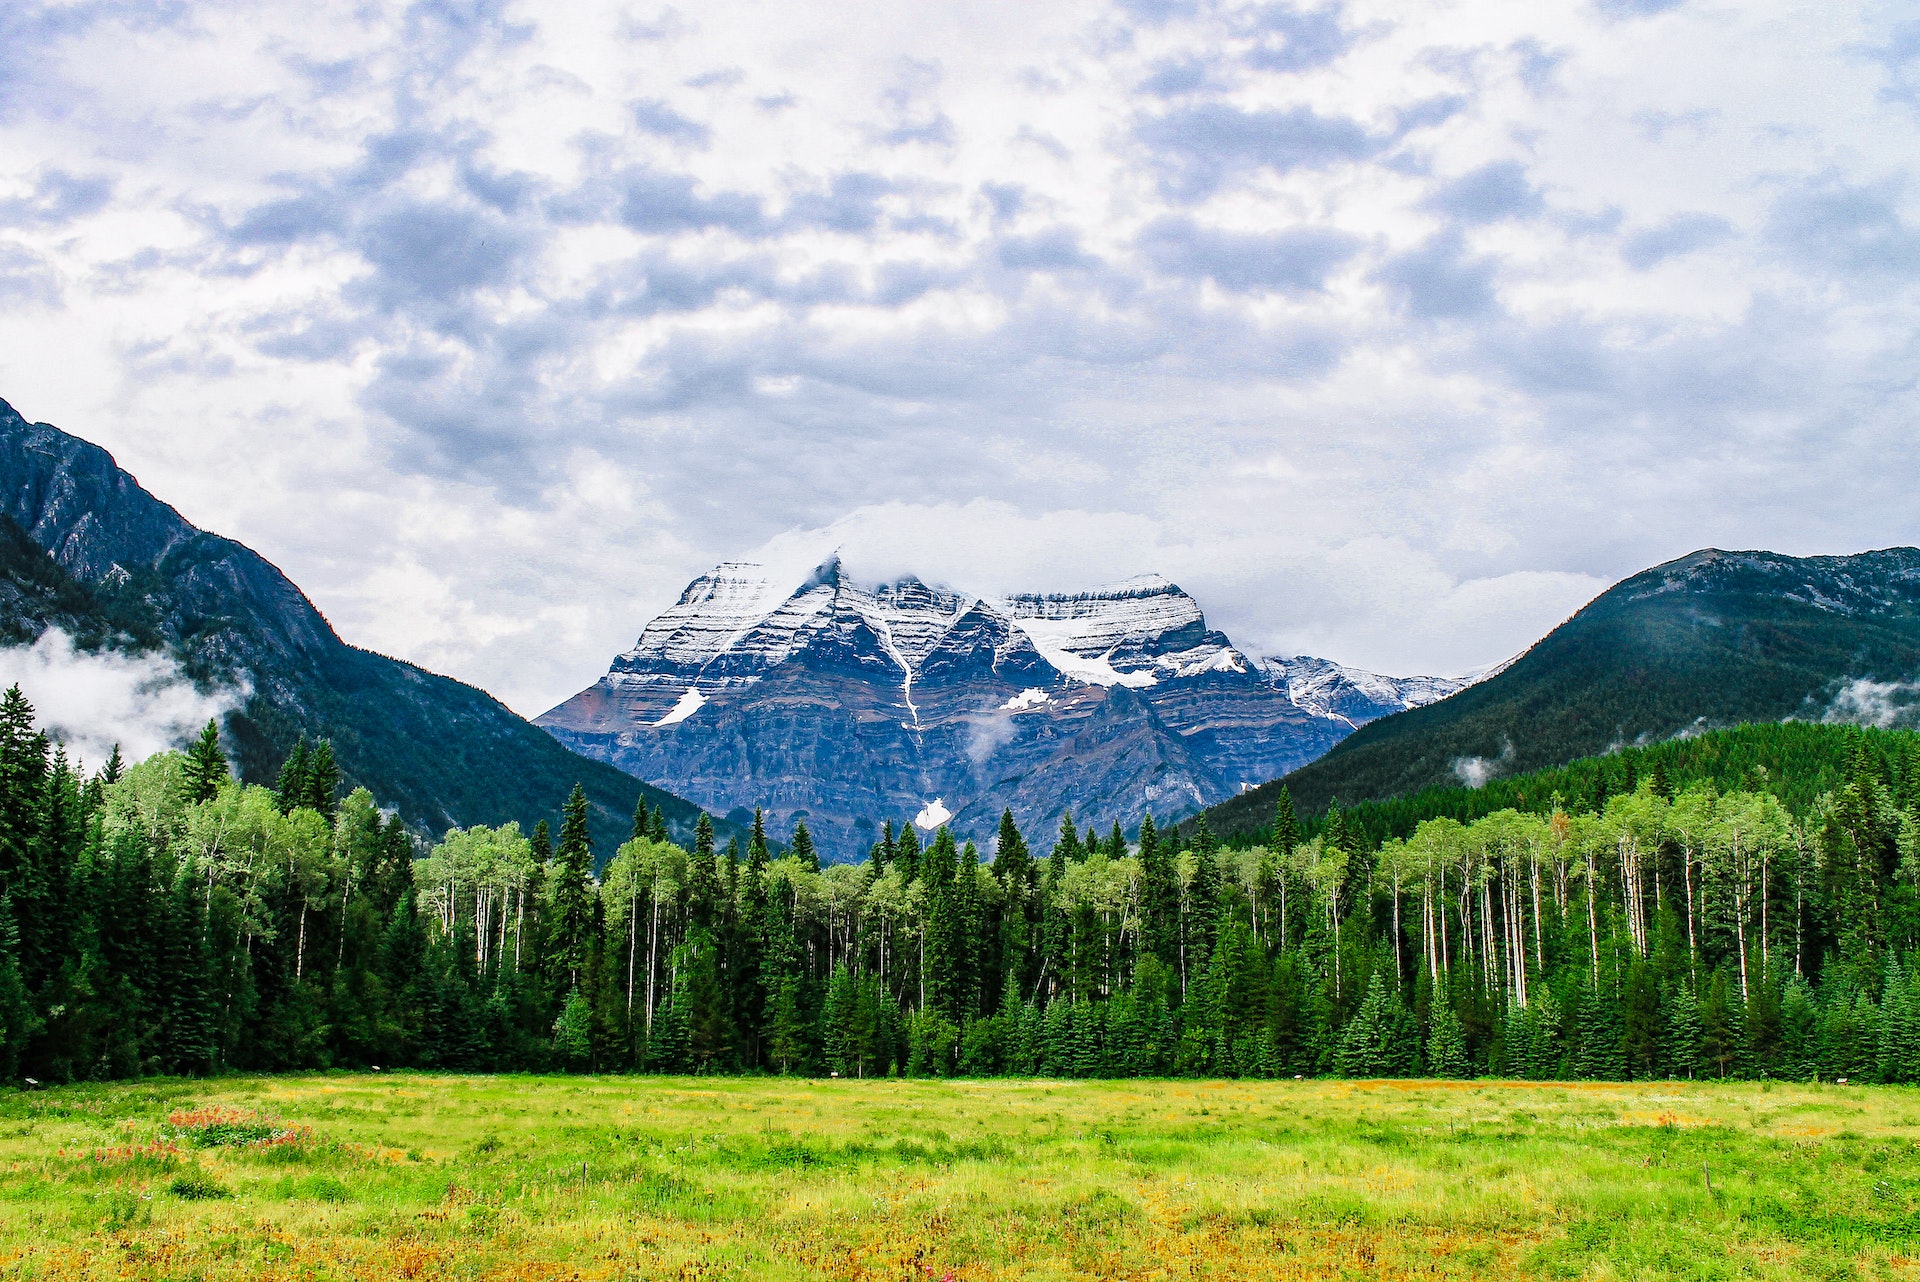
top-left (541, 558), bottom-right (1468, 857)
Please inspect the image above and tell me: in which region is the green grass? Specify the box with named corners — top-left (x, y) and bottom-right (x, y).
top-left (3, 1075), bottom-right (1918, 1280)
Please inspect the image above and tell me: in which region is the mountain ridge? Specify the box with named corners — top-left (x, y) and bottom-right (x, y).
top-left (0, 396), bottom-right (726, 854)
top-left (1203, 543), bottom-right (1920, 836)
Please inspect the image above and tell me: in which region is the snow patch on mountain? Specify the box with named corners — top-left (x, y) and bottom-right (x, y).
top-left (654, 686), bottom-right (707, 726)
top-left (1010, 619), bottom-right (1159, 688)
top-left (1261, 655), bottom-right (1467, 724)
top-left (1001, 688), bottom-right (1050, 711)
top-left (914, 798), bottom-right (952, 829)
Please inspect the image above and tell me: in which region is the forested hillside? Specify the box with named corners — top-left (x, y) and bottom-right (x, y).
top-left (4, 673), bottom-right (1918, 1086)
top-left (1260, 722), bottom-right (1898, 850)
top-left (0, 397), bottom-right (717, 854)
top-left (1209, 546), bottom-right (1920, 835)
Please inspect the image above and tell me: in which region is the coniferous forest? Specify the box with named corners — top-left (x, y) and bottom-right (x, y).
top-left (2, 681), bottom-right (1918, 1086)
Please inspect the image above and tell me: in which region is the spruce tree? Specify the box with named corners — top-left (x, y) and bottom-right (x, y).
top-left (1054, 812), bottom-right (1081, 862)
top-left (766, 972), bottom-right (807, 1073)
top-left (923, 828), bottom-right (961, 1014)
top-left (552, 988), bottom-right (593, 1070)
top-left (995, 808), bottom-right (1036, 999)
top-left (1272, 787), bottom-right (1301, 854)
top-left (1877, 957), bottom-right (1918, 1084)
top-left (1698, 968), bottom-right (1743, 1079)
top-left (1648, 758), bottom-right (1673, 801)
top-left (1664, 983), bottom-right (1703, 1079)
top-left (1571, 981), bottom-right (1626, 1080)
top-left (303, 740), bottom-right (340, 819)
top-left (548, 785), bottom-right (595, 989)
top-left (1779, 978), bottom-right (1820, 1080)
top-left (1140, 811), bottom-right (1178, 969)
top-left (1335, 972), bottom-right (1392, 1077)
top-left (792, 820), bottom-right (818, 872)
top-left (1621, 959), bottom-right (1662, 1077)
top-left (1427, 992), bottom-right (1470, 1078)
top-left (0, 894), bottom-right (39, 1079)
top-left (894, 823), bottom-right (921, 884)
top-left (822, 964), bottom-right (856, 1074)
top-left (649, 968), bottom-right (690, 1072)
top-left (688, 814), bottom-right (720, 932)
top-left (275, 738), bottom-right (311, 813)
top-left (182, 719), bottom-right (228, 804)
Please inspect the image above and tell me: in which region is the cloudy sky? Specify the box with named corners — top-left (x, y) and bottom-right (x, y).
top-left (1, 0), bottom-right (1914, 716)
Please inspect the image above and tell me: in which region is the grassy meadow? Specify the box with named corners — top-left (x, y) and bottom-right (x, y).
top-left (3, 1074), bottom-right (1918, 1281)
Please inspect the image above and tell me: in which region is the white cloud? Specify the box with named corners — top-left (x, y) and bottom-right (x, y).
top-left (1822, 677), bottom-right (1920, 730)
top-left (0, 630), bottom-right (248, 770)
top-left (0, 0), bottom-right (1912, 718)
top-left (1450, 738), bottom-right (1513, 788)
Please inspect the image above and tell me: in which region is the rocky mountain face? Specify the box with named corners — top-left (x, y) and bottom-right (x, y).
top-left (539, 557), bottom-right (1461, 857)
top-left (0, 397), bottom-right (721, 855)
top-left (1207, 546), bottom-right (1920, 835)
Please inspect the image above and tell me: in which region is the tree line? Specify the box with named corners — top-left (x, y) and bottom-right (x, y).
top-left (1, 683), bottom-right (1917, 1083)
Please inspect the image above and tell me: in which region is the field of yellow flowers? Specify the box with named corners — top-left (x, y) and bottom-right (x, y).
top-left (3, 1074), bottom-right (1917, 1280)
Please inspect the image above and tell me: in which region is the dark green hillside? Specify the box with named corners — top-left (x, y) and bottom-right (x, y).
top-left (0, 397), bottom-right (724, 855)
top-left (1233, 720), bottom-right (1918, 850)
top-left (1208, 546), bottom-right (1920, 836)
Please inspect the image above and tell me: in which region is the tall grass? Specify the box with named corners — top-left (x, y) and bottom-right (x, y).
top-left (3, 1074), bottom-right (1916, 1279)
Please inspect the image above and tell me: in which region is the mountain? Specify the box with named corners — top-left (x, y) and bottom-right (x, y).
top-left (1206, 545), bottom-right (1920, 836)
top-left (0, 397), bottom-right (722, 854)
top-left (538, 556), bottom-right (1461, 857)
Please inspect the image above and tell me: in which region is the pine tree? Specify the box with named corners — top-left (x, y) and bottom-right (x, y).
top-left (1698, 968), bottom-right (1743, 1079)
top-left (1648, 758), bottom-right (1673, 801)
top-left (1571, 980), bottom-right (1626, 1080)
top-left (760, 972), bottom-right (806, 1074)
top-left (1272, 787), bottom-right (1301, 854)
top-left (1054, 812), bottom-right (1081, 862)
top-left (1621, 959), bottom-right (1663, 1078)
top-left (0, 894), bottom-right (39, 1079)
top-left (548, 785), bottom-right (595, 988)
top-left (303, 741), bottom-right (340, 819)
top-left (923, 828), bottom-right (962, 1014)
top-left (680, 932), bottom-right (730, 1072)
top-left (183, 719), bottom-right (228, 804)
top-left (1664, 983), bottom-right (1703, 1079)
top-left (688, 814), bottom-right (719, 932)
top-left (994, 808), bottom-right (1036, 1000)
top-left (649, 968), bottom-right (690, 1072)
top-left (894, 823), bottom-right (921, 884)
top-left (1140, 811), bottom-right (1178, 969)
top-left (275, 738), bottom-right (311, 813)
top-left (1877, 957), bottom-right (1919, 1084)
top-left (821, 964), bottom-right (856, 1074)
top-left (792, 820), bottom-right (818, 872)
top-left (1427, 991), bottom-right (1470, 1078)
top-left (553, 987), bottom-right (593, 1069)
top-left (100, 743), bottom-right (124, 785)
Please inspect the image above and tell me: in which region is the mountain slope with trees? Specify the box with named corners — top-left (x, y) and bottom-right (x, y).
top-left (1208, 546), bottom-right (1920, 835)
top-left (0, 397), bottom-right (718, 853)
